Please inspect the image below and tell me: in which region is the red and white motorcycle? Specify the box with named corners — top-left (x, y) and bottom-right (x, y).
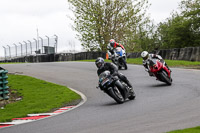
top-left (147, 58), bottom-right (172, 85)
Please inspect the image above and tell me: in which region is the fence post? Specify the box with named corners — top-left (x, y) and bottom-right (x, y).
top-left (23, 41), bottom-right (28, 56)
top-left (54, 34), bottom-right (58, 53)
top-left (39, 37), bottom-right (43, 54)
top-left (2, 46), bottom-right (7, 61)
top-left (13, 43), bottom-right (17, 57)
top-left (33, 38), bottom-right (38, 54)
top-left (7, 45), bottom-right (11, 59)
top-left (45, 36), bottom-right (50, 54)
top-left (27, 40), bottom-right (32, 55)
top-left (19, 42), bottom-right (23, 57)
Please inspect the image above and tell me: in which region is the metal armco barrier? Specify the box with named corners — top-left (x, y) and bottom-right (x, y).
top-left (0, 69), bottom-right (9, 100)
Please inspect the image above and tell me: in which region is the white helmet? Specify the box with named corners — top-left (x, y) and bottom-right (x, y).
top-left (141, 51), bottom-right (149, 60)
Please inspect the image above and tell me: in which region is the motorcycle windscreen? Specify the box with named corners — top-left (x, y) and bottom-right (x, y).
top-left (116, 47), bottom-right (123, 56)
top-left (98, 71), bottom-right (111, 86)
top-left (149, 59), bottom-right (163, 72)
top-left (99, 71), bottom-right (110, 82)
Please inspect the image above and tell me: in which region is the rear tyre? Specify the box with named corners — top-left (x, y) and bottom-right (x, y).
top-left (128, 89), bottom-right (136, 100)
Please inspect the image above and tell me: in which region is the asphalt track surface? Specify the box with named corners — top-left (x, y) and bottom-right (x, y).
top-left (1, 62), bottom-right (200, 133)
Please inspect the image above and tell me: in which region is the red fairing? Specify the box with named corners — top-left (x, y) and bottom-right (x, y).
top-left (150, 60), bottom-right (171, 78)
top-left (163, 65), bottom-right (171, 77)
top-left (150, 60), bottom-right (163, 73)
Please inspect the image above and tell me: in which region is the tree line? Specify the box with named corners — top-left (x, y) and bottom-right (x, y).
top-left (67, 0), bottom-right (200, 52)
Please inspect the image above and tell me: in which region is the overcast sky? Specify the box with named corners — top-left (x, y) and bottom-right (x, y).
top-left (0, 0), bottom-right (182, 57)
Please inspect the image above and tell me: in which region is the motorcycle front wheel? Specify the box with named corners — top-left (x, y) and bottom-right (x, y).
top-left (108, 86), bottom-right (124, 104)
top-left (161, 70), bottom-right (172, 85)
top-left (123, 59), bottom-right (128, 70)
top-left (121, 58), bottom-right (127, 70)
top-left (119, 58), bottom-right (128, 70)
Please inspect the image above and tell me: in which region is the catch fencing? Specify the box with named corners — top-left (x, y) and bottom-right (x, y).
top-left (2, 35), bottom-right (58, 60)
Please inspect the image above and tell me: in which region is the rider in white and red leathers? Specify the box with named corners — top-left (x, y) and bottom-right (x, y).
top-left (141, 51), bottom-right (171, 76)
top-left (107, 39), bottom-right (125, 59)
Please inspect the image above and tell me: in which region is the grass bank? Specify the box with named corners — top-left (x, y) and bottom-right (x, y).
top-left (127, 58), bottom-right (200, 69)
top-left (167, 126), bottom-right (200, 133)
top-left (0, 74), bottom-right (81, 122)
top-left (0, 62), bottom-right (24, 64)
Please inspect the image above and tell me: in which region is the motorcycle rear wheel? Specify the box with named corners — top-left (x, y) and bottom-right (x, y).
top-left (128, 89), bottom-right (136, 100)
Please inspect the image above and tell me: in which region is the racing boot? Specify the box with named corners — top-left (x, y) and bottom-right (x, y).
top-left (126, 84), bottom-right (136, 100)
top-left (126, 81), bottom-right (136, 97)
top-left (129, 87), bottom-right (135, 96)
top-left (165, 63), bottom-right (172, 72)
top-left (118, 73), bottom-right (136, 96)
top-left (167, 65), bottom-right (172, 72)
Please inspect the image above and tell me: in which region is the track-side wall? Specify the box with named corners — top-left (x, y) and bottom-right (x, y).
top-left (1, 47), bottom-right (200, 62)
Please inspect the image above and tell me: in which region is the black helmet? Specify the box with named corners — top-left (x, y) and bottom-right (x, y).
top-left (95, 57), bottom-right (105, 69)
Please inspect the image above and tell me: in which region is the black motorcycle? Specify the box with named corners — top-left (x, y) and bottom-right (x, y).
top-left (97, 71), bottom-right (135, 104)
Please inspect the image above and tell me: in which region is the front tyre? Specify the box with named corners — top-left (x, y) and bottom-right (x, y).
top-left (122, 58), bottom-right (128, 70)
top-left (108, 87), bottom-right (124, 104)
top-left (161, 70), bottom-right (172, 85)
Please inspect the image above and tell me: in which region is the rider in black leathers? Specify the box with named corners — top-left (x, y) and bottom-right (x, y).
top-left (95, 57), bottom-right (134, 93)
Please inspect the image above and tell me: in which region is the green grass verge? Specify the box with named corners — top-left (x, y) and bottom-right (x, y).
top-left (0, 62), bottom-right (25, 64)
top-left (126, 58), bottom-right (200, 68)
top-left (167, 126), bottom-right (200, 133)
top-left (126, 58), bottom-right (143, 65)
top-left (165, 59), bottom-right (200, 68)
top-left (0, 74), bottom-right (81, 122)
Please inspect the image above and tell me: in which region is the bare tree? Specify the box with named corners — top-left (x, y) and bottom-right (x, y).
top-left (68, 0), bottom-right (151, 52)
